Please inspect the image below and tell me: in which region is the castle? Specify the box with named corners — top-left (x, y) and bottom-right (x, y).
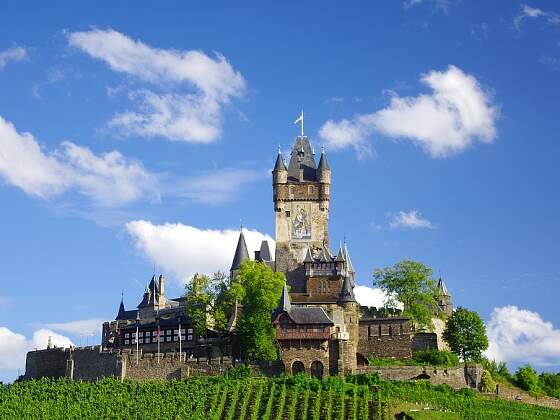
top-left (26, 128), bottom-right (454, 380)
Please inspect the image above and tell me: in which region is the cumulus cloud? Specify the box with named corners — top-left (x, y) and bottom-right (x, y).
top-left (0, 46), bottom-right (27, 70)
top-left (68, 28), bottom-right (246, 143)
top-left (0, 115), bottom-right (158, 206)
top-left (126, 220), bottom-right (274, 284)
top-left (486, 306), bottom-right (560, 366)
top-left (514, 4), bottom-right (560, 32)
top-left (403, 0), bottom-right (458, 13)
top-left (388, 210), bottom-right (434, 229)
top-left (319, 65), bottom-right (498, 158)
top-left (0, 327), bottom-right (72, 371)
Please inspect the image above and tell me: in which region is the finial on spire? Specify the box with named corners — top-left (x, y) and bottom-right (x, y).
top-left (240, 219), bottom-right (243, 231)
top-left (278, 145), bottom-right (281, 154)
top-left (121, 289), bottom-right (124, 302)
top-left (294, 110), bottom-right (304, 136)
top-left (322, 145), bottom-right (325, 154)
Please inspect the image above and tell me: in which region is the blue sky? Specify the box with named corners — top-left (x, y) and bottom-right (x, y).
top-left (1, 1), bottom-right (560, 382)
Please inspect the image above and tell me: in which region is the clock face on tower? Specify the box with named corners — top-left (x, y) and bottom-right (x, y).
top-left (292, 203), bottom-right (312, 239)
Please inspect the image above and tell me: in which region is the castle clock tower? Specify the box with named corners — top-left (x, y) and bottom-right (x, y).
top-left (272, 135), bottom-right (331, 292)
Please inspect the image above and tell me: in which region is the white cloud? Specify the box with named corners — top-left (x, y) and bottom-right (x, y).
top-left (0, 46), bottom-right (27, 70)
top-left (388, 210), bottom-right (434, 229)
top-left (355, 285), bottom-right (388, 308)
top-left (403, 0), bottom-right (458, 13)
top-left (319, 65), bottom-right (498, 158)
top-left (0, 327), bottom-right (72, 371)
top-left (44, 319), bottom-right (104, 337)
top-left (486, 306), bottom-right (560, 366)
top-left (0, 115), bottom-right (158, 206)
top-left (68, 28), bottom-right (246, 143)
top-left (514, 4), bottom-right (560, 32)
top-left (126, 220), bottom-right (274, 284)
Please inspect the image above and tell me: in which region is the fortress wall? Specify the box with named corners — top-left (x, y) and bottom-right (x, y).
top-left (357, 364), bottom-right (482, 389)
top-left (411, 332), bottom-right (439, 352)
top-left (25, 348), bottom-right (68, 380)
top-left (71, 348), bottom-right (122, 381)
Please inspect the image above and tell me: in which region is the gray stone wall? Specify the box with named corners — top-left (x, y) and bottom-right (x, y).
top-left (411, 332), bottom-right (439, 352)
top-left (356, 364), bottom-right (483, 389)
top-left (358, 318), bottom-right (413, 360)
top-left (25, 348), bottom-right (68, 380)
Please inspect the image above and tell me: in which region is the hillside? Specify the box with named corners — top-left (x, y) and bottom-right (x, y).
top-left (1, 375), bottom-right (559, 419)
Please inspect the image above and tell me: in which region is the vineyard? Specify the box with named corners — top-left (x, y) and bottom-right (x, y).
top-left (1, 374), bottom-right (559, 419)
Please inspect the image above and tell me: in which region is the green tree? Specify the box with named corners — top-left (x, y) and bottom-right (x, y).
top-left (184, 271), bottom-right (232, 337)
top-left (373, 260), bottom-right (438, 330)
top-left (515, 365), bottom-right (541, 395)
top-left (443, 307), bottom-right (488, 362)
top-left (235, 260), bottom-right (285, 361)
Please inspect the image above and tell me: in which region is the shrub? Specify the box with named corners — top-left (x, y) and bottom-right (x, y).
top-left (479, 369), bottom-right (496, 393)
top-left (225, 364), bottom-right (252, 379)
top-left (514, 365), bottom-right (541, 395)
top-left (413, 350), bottom-right (459, 367)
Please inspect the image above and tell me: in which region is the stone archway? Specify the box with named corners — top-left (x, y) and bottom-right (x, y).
top-left (356, 353), bottom-right (368, 367)
top-left (310, 360), bottom-right (324, 379)
top-left (292, 360), bottom-right (305, 375)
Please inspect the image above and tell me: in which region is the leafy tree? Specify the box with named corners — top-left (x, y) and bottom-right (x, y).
top-left (235, 260), bottom-right (285, 361)
top-left (184, 271), bottom-right (232, 337)
top-left (515, 365), bottom-right (541, 395)
top-left (539, 372), bottom-right (560, 398)
top-left (373, 260), bottom-right (438, 330)
top-left (443, 307), bottom-right (488, 362)
top-left (481, 358), bottom-right (512, 383)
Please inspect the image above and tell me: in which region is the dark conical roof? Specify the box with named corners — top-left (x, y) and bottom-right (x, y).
top-left (279, 282), bottom-right (291, 312)
top-left (318, 148), bottom-right (330, 171)
top-left (231, 230), bottom-right (250, 271)
top-left (335, 244), bottom-right (345, 262)
top-left (303, 246), bottom-right (314, 263)
top-left (287, 136), bottom-right (317, 181)
top-left (338, 275), bottom-right (356, 303)
top-left (273, 150), bottom-right (287, 172)
top-left (437, 277), bottom-right (450, 296)
top-left (138, 275), bottom-right (160, 308)
top-left (116, 299), bottom-right (126, 320)
top-left (259, 240), bottom-right (272, 261)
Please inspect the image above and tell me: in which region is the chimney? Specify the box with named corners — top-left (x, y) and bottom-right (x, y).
top-left (158, 274), bottom-right (165, 306)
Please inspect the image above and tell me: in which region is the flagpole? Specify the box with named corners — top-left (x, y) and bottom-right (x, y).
top-left (178, 320), bottom-right (182, 362)
top-left (135, 313), bottom-right (139, 365)
top-left (157, 309), bottom-right (160, 364)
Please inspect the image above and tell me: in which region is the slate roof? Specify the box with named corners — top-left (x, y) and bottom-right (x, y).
top-left (231, 231), bottom-right (250, 271)
top-left (273, 150), bottom-right (287, 172)
top-left (317, 149), bottom-right (330, 171)
top-left (138, 275), bottom-right (160, 308)
top-left (338, 275), bottom-right (356, 303)
top-left (116, 300), bottom-right (126, 320)
top-left (259, 240), bottom-right (272, 262)
top-left (287, 136), bottom-right (317, 182)
top-left (289, 307), bottom-right (333, 324)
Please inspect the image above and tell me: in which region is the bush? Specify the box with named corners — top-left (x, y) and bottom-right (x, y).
top-left (225, 364), bottom-right (252, 379)
top-left (413, 350), bottom-right (459, 367)
top-left (515, 365), bottom-right (542, 395)
top-left (481, 358), bottom-right (513, 383)
top-left (479, 369), bottom-right (496, 393)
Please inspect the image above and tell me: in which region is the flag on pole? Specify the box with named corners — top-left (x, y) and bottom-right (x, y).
top-left (156, 312), bottom-right (161, 363)
top-left (178, 321), bottom-right (182, 362)
top-left (135, 316), bottom-right (139, 365)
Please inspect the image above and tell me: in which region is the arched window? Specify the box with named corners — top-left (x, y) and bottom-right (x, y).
top-left (378, 325), bottom-right (382, 337)
top-left (389, 326), bottom-right (393, 337)
top-left (310, 361), bottom-right (324, 379)
top-left (400, 324), bottom-right (404, 335)
top-left (292, 360), bottom-right (305, 375)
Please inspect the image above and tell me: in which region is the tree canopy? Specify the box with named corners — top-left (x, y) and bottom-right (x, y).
top-left (443, 306), bottom-right (488, 362)
top-left (235, 260), bottom-right (285, 361)
top-left (373, 259), bottom-right (439, 330)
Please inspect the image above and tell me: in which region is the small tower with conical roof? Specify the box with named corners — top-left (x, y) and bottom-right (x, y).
top-left (437, 277), bottom-right (453, 317)
top-left (317, 147), bottom-right (331, 212)
top-left (230, 229), bottom-right (250, 280)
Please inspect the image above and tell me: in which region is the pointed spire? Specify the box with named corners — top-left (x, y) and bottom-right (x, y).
top-left (437, 277), bottom-right (450, 296)
top-left (320, 246), bottom-right (332, 262)
top-left (230, 229), bottom-right (250, 271)
top-left (259, 240), bottom-right (272, 262)
top-left (318, 147), bottom-right (330, 171)
top-left (343, 242), bottom-right (354, 273)
top-left (335, 242), bottom-right (345, 262)
top-left (116, 293), bottom-right (126, 320)
top-left (279, 282), bottom-right (291, 312)
top-left (273, 148), bottom-right (287, 172)
top-left (338, 275), bottom-right (356, 303)
top-left (303, 245), bottom-right (314, 263)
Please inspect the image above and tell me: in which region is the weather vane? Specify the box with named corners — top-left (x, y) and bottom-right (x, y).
top-left (294, 110), bottom-right (304, 137)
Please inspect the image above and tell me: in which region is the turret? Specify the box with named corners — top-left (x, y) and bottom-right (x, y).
top-left (230, 229), bottom-right (250, 279)
top-left (317, 147), bottom-right (331, 184)
top-left (158, 274), bottom-right (166, 307)
top-left (272, 148), bottom-right (288, 184)
top-left (437, 277), bottom-right (453, 317)
top-left (338, 275), bottom-right (356, 304)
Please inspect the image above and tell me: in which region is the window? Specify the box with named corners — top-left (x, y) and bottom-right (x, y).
top-left (187, 334), bottom-right (193, 341)
top-left (124, 339), bottom-right (130, 345)
top-left (389, 326), bottom-right (393, 337)
top-left (165, 336), bottom-right (172, 342)
top-left (138, 338), bottom-right (144, 344)
top-left (289, 186), bottom-right (294, 196)
top-left (125, 333), bottom-right (130, 338)
top-left (285, 210), bottom-right (291, 217)
top-left (308, 186), bottom-right (314, 194)
top-left (325, 185), bottom-right (330, 194)
top-left (378, 325), bottom-right (382, 337)
top-left (188, 328), bottom-right (193, 334)
top-left (400, 324), bottom-right (404, 335)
